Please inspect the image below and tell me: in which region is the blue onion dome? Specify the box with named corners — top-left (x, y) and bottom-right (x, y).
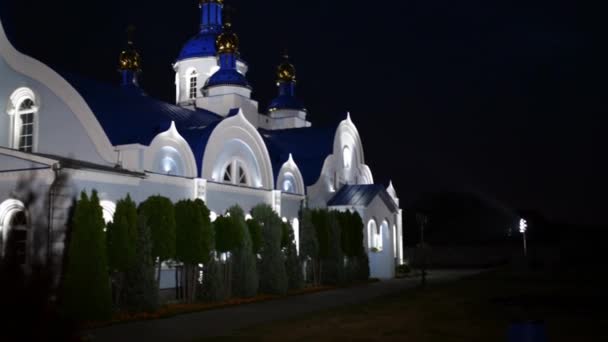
top-left (205, 22), bottom-right (250, 89)
top-left (177, 33), bottom-right (219, 61)
top-left (176, 0), bottom-right (224, 61)
top-left (268, 54), bottom-right (306, 112)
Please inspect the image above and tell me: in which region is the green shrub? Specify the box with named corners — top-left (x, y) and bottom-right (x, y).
top-left (396, 263), bottom-right (411, 274)
top-left (201, 257), bottom-right (228, 302)
top-left (227, 206), bottom-right (259, 298)
top-left (139, 196), bottom-right (176, 288)
top-left (252, 204), bottom-right (287, 295)
top-left (320, 211), bottom-right (345, 285)
top-left (61, 191), bottom-right (112, 321)
top-left (246, 218), bottom-right (262, 255)
top-left (284, 223), bottom-right (304, 291)
top-left (106, 194), bottom-right (137, 308)
top-left (299, 208), bottom-right (319, 285)
top-left (122, 213), bottom-right (159, 312)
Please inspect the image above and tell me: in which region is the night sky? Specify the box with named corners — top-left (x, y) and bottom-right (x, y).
top-left (1, 0), bottom-right (605, 225)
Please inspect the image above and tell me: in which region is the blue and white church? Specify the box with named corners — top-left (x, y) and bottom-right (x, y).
top-left (0, 0), bottom-right (403, 279)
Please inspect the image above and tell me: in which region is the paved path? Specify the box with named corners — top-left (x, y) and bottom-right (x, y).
top-left (89, 270), bottom-right (482, 342)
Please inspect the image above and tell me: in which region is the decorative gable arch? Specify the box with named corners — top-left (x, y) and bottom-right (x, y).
top-left (277, 154), bottom-right (305, 195)
top-left (201, 109), bottom-right (274, 189)
top-left (145, 121), bottom-right (198, 178)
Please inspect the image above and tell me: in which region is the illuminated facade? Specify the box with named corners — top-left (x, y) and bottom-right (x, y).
top-left (0, 1), bottom-right (403, 279)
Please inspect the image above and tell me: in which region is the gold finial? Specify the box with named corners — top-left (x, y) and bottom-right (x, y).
top-left (118, 25), bottom-right (142, 72)
top-left (200, 0), bottom-right (224, 5)
top-left (216, 18), bottom-right (239, 54)
top-left (277, 52), bottom-right (296, 83)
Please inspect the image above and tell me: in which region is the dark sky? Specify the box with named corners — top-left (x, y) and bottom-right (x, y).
top-left (1, 0), bottom-right (606, 224)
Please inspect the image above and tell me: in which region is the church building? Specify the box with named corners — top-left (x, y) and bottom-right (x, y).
top-left (0, 0), bottom-right (403, 279)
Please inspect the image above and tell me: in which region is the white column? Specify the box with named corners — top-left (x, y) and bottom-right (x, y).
top-left (195, 178), bottom-right (207, 202)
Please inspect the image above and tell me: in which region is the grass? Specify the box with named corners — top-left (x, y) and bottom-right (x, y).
top-left (204, 266), bottom-right (608, 341)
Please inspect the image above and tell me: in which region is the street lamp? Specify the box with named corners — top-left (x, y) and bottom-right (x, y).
top-left (416, 213), bottom-right (428, 288)
top-left (519, 218), bottom-right (528, 258)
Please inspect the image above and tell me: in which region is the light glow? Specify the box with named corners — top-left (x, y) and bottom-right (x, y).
top-left (519, 218), bottom-right (528, 233)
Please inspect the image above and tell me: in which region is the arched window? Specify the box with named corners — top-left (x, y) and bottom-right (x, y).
top-left (343, 145), bottom-right (352, 169)
top-left (8, 210), bottom-right (28, 265)
top-left (367, 219), bottom-right (384, 252)
top-left (282, 171), bottom-right (297, 193)
top-left (189, 70), bottom-right (198, 99)
top-left (8, 89), bottom-right (38, 153)
top-left (222, 160), bottom-right (248, 186)
top-left (367, 219), bottom-right (377, 251)
top-left (0, 199), bottom-right (29, 265)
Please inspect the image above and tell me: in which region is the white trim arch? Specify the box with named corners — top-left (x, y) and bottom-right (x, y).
top-left (7, 87), bottom-right (39, 152)
top-left (357, 164), bottom-right (374, 185)
top-left (0, 199), bottom-right (26, 255)
top-left (277, 154), bottom-right (305, 195)
top-left (333, 113), bottom-right (365, 171)
top-left (0, 19), bottom-right (116, 162)
top-left (145, 121), bottom-right (198, 178)
top-left (202, 109), bottom-right (274, 189)
top-left (100, 200), bottom-right (116, 225)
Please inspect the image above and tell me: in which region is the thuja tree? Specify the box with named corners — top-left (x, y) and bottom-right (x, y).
top-left (338, 211), bottom-right (368, 282)
top-left (247, 218), bottom-right (263, 255)
top-left (252, 204), bottom-right (287, 295)
top-left (61, 191), bottom-right (112, 321)
top-left (175, 199), bottom-right (208, 303)
top-left (193, 199), bottom-right (214, 301)
top-left (201, 257), bottom-right (227, 302)
top-left (227, 206), bottom-right (259, 298)
top-left (139, 196), bottom-right (176, 289)
top-left (311, 209), bottom-right (330, 284)
top-left (122, 213), bottom-right (159, 313)
top-left (213, 212), bottom-right (242, 296)
top-left (312, 210), bottom-right (345, 285)
top-left (299, 207), bottom-right (319, 285)
top-left (284, 222), bottom-right (304, 291)
top-left (106, 194), bottom-right (137, 308)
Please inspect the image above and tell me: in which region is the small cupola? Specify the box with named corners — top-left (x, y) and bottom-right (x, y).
top-left (204, 17), bottom-right (250, 91)
top-left (118, 25), bottom-right (142, 87)
top-left (268, 53), bottom-right (306, 113)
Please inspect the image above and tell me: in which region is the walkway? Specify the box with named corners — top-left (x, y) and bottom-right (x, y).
top-left (89, 269), bottom-right (481, 341)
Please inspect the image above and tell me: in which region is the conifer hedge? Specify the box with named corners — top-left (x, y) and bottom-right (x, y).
top-left (61, 191), bottom-right (112, 321)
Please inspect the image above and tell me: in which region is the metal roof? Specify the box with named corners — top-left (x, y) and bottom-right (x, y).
top-left (328, 184), bottom-right (398, 212)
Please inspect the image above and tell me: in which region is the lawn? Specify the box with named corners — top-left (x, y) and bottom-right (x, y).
top-left (205, 266), bottom-right (608, 341)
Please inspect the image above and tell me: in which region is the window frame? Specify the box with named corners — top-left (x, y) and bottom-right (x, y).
top-left (189, 70), bottom-right (198, 100)
top-left (7, 88), bottom-right (39, 153)
top-left (222, 159), bottom-right (249, 186)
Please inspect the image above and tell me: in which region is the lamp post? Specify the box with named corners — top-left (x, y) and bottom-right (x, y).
top-left (519, 218), bottom-right (528, 258)
top-left (416, 213), bottom-right (428, 288)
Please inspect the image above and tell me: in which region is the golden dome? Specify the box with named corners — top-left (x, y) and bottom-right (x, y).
top-left (216, 22), bottom-right (239, 54)
top-left (118, 43), bottom-right (141, 72)
top-left (277, 54), bottom-right (296, 83)
top-left (119, 26), bottom-right (141, 72)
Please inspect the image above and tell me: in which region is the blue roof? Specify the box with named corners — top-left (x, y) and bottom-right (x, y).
top-left (177, 31), bottom-right (219, 61)
top-left (178, 122), bottom-right (220, 176)
top-left (205, 68), bottom-right (250, 89)
top-left (268, 95), bottom-right (306, 112)
top-left (260, 124), bottom-right (338, 186)
top-left (60, 73), bottom-right (223, 148)
top-left (328, 185), bottom-right (398, 212)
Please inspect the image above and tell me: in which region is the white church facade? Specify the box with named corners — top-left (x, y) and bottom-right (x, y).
top-left (0, 1), bottom-right (403, 279)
